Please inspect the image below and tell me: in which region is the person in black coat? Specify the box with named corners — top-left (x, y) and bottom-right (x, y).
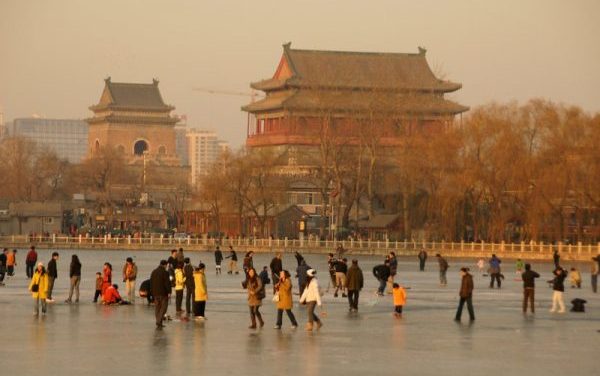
top-left (225, 246), bottom-right (239, 274)
top-left (150, 260), bottom-right (172, 328)
top-left (550, 267), bottom-right (567, 313)
top-left (214, 246), bottom-right (223, 275)
top-left (183, 257), bottom-right (195, 315)
top-left (139, 279), bottom-right (154, 304)
top-left (270, 253), bottom-right (283, 292)
top-left (521, 264), bottom-right (540, 314)
top-left (46, 252), bottom-right (59, 301)
top-left (66, 254), bottom-right (82, 303)
top-left (373, 262), bottom-right (391, 296)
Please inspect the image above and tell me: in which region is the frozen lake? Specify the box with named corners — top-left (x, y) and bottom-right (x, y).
top-left (0, 248), bottom-right (598, 375)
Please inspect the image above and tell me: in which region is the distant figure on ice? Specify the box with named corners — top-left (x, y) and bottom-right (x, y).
top-left (436, 254), bottom-right (449, 286)
top-left (488, 254), bottom-right (502, 289)
top-left (151, 260), bottom-right (172, 329)
top-left (214, 246), bottom-right (223, 275)
top-left (553, 249), bottom-right (560, 269)
top-left (418, 249), bottom-right (428, 271)
top-left (569, 267), bottom-right (582, 289)
top-left (225, 246), bottom-right (239, 275)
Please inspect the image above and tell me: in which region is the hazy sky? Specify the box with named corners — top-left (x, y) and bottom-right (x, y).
top-left (1, 0), bottom-right (599, 146)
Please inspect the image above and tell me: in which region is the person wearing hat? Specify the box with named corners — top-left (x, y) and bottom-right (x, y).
top-left (29, 262), bottom-right (49, 315)
top-left (455, 267), bottom-right (475, 322)
top-left (299, 268), bottom-right (323, 331)
top-left (122, 257), bottom-right (138, 303)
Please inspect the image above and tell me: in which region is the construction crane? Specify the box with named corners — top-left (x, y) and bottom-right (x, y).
top-left (192, 87), bottom-right (263, 103)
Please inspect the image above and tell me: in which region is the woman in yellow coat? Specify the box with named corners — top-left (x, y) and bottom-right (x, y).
top-left (29, 262), bottom-right (49, 315)
top-left (274, 270), bottom-right (298, 329)
top-left (193, 263), bottom-right (207, 320)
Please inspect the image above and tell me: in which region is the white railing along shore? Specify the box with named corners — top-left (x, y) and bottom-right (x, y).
top-left (1, 234), bottom-right (599, 259)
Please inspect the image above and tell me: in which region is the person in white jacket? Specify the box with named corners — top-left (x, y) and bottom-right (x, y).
top-left (299, 269), bottom-right (322, 331)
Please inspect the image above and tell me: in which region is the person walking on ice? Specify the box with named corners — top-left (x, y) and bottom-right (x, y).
top-left (455, 267), bottom-right (475, 322)
top-left (299, 269), bottom-right (323, 331)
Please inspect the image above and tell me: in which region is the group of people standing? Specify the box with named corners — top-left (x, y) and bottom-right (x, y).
top-left (4, 244), bottom-right (598, 329)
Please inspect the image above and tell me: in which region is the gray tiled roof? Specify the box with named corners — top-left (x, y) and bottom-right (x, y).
top-left (104, 78), bottom-right (171, 109)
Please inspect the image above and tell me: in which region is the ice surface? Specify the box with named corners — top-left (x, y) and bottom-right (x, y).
top-left (0, 249), bottom-right (597, 375)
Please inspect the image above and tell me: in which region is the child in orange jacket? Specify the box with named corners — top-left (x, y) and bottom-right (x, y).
top-left (392, 283), bottom-right (406, 317)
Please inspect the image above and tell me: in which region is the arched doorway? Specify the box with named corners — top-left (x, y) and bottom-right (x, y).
top-left (134, 140), bottom-right (149, 156)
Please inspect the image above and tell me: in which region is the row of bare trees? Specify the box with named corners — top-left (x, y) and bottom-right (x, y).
top-left (197, 99), bottom-right (600, 243)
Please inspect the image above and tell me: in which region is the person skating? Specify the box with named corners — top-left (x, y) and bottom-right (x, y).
top-left (150, 260), bottom-right (172, 329)
top-left (25, 245), bottom-right (38, 279)
top-left (550, 267), bottom-right (567, 314)
top-left (553, 249), bottom-right (560, 269)
top-left (327, 253), bottom-right (338, 289)
top-left (515, 258), bottom-right (525, 281)
top-left (29, 262), bottom-right (49, 316)
top-left (294, 251), bottom-right (304, 266)
top-left (273, 270), bottom-right (298, 329)
top-left (46, 252), bottom-right (59, 302)
top-left (184, 257), bottom-right (195, 315)
top-left (392, 283), bottom-right (407, 318)
top-left (346, 259), bottom-right (363, 312)
top-left (455, 267), bottom-right (475, 322)
top-left (214, 246), bottom-right (223, 275)
top-left (296, 260), bottom-right (310, 296)
top-left (65, 254), bottom-right (81, 303)
top-left (387, 252), bottom-right (398, 293)
top-left (334, 258), bottom-right (348, 298)
top-left (225, 246), bottom-right (239, 274)
top-left (243, 251), bottom-right (255, 275)
top-left (174, 262), bottom-right (186, 313)
top-left (245, 267), bottom-right (265, 329)
top-left (299, 269), bottom-right (323, 331)
top-left (269, 253), bottom-right (283, 292)
top-left (193, 263), bottom-right (207, 320)
top-left (488, 254), bottom-right (502, 288)
top-left (418, 249), bottom-right (428, 271)
top-left (6, 249), bottom-right (16, 276)
top-left (436, 254), bottom-right (449, 286)
top-left (122, 257), bottom-right (138, 303)
top-left (521, 263), bottom-right (540, 314)
top-left (373, 261), bottom-right (391, 296)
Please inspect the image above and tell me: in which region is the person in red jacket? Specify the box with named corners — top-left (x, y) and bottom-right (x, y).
top-left (103, 284), bottom-right (127, 305)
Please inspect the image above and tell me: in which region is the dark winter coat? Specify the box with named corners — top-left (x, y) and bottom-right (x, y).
top-left (459, 273), bottom-right (474, 298)
top-left (48, 258), bottom-right (58, 279)
top-left (346, 265), bottom-right (364, 291)
top-left (69, 260), bottom-right (81, 278)
top-left (373, 264), bottom-right (390, 282)
top-left (184, 264), bottom-right (195, 289)
top-left (150, 266), bottom-right (172, 297)
top-left (215, 250), bottom-right (223, 264)
top-left (270, 257), bottom-right (283, 275)
top-left (552, 269), bottom-right (567, 292)
top-left (522, 270), bottom-right (540, 288)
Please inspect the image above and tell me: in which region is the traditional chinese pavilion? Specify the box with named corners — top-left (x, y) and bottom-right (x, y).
top-left (87, 78), bottom-right (180, 166)
top-left (242, 43), bottom-right (468, 152)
